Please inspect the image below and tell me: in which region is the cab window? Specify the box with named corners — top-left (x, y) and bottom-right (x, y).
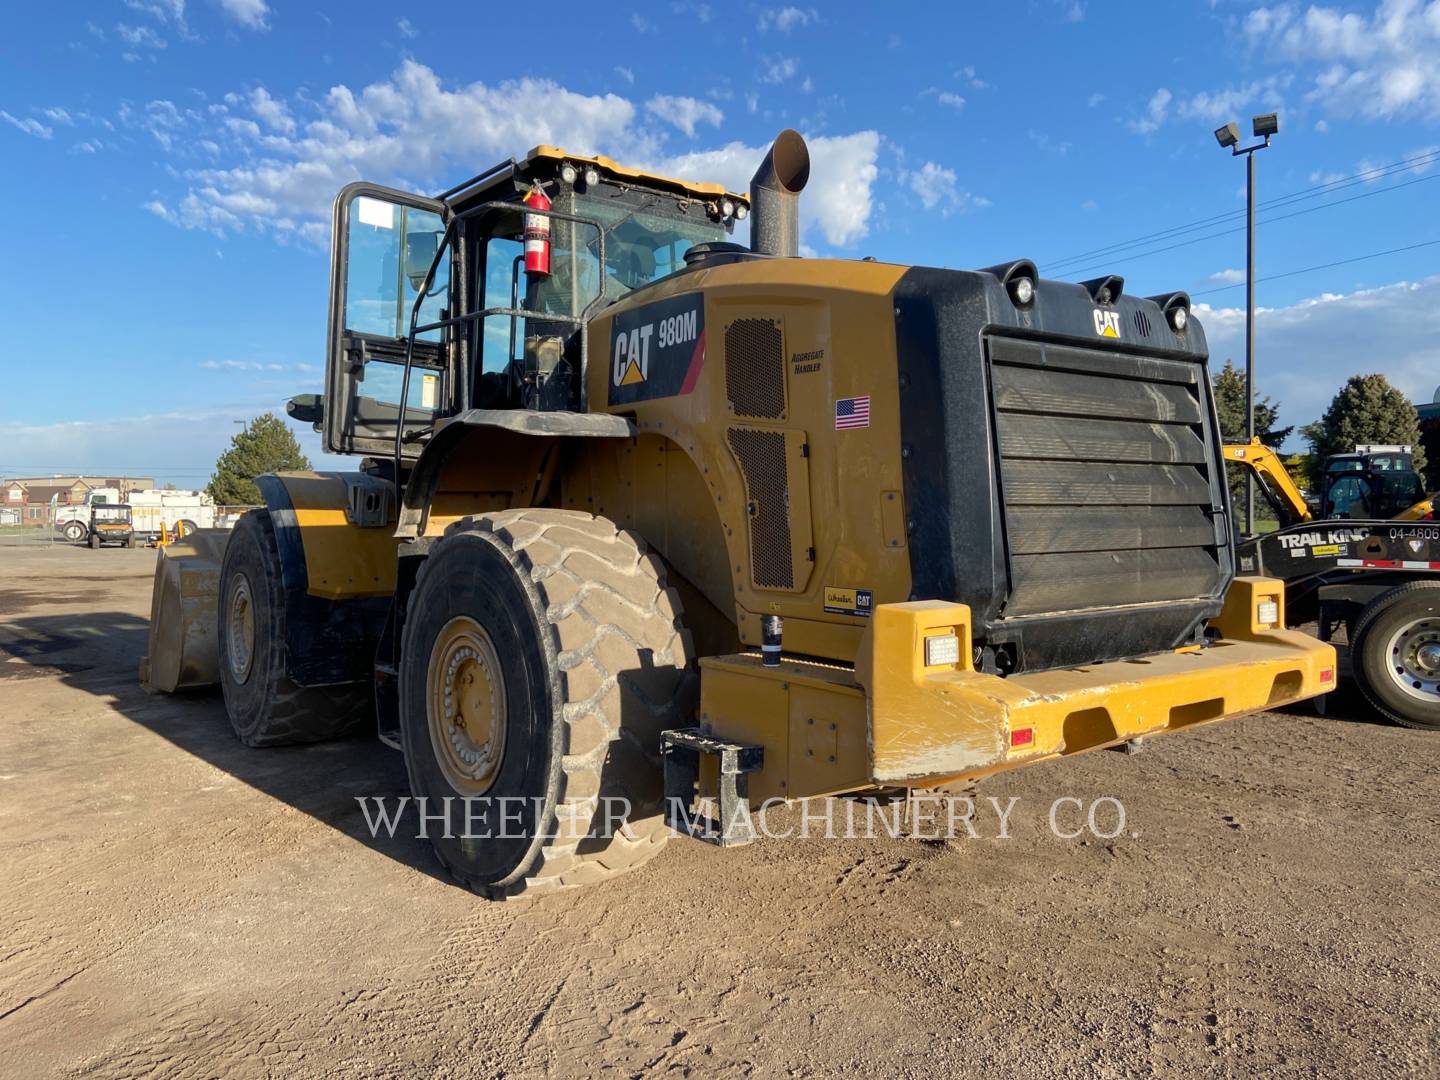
top-left (345, 197), bottom-right (448, 342)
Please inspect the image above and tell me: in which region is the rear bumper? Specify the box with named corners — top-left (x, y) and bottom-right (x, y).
top-left (695, 579), bottom-right (1333, 801)
top-left (857, 578), bottom-right (1334, 784)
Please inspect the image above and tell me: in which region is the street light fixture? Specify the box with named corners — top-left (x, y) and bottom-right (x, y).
top-left (1216, 111), bottom-right (1278, 535)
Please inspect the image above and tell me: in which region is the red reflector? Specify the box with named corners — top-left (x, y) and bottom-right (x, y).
top-left (1320, 669), bottom-right (1334, 684)
top-left (1011, 727), bottom-right (1034, 748)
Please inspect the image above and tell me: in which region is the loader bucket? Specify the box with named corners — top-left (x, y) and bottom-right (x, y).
top-left (139, 528), bottom-right (231, 692)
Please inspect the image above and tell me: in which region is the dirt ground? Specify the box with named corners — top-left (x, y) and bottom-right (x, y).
top-left (2, 545), bottom-right (1438, 1078)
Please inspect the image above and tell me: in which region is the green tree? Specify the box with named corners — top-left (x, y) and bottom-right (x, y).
top-left (206, 413), bottom-right (311, 506)
top-left (1301, 373), bottom-right (1426, 485)
top-left (1212, 359), bottom-right (1296, 509)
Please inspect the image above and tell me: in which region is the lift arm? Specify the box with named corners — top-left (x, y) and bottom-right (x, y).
top-left (1222, 439), bottom-right (1312, 527)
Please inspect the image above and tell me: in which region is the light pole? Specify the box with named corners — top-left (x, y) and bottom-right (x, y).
top-left (1215, 112), bottom-right (1278, 536)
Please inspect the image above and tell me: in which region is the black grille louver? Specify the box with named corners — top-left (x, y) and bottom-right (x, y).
top-left (989, 336), bottom-right (1223, 618)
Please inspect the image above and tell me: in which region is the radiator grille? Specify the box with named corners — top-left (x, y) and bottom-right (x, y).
top-left (727, 427), bottom-right (794, 589)
top-left (989, 336), bottom-right (1222, 618)
top-left (725, 318), bottom-right (786, 419)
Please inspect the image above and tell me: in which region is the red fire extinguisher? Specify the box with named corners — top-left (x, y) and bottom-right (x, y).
top-left (523, 185), bottom-right (551, 276)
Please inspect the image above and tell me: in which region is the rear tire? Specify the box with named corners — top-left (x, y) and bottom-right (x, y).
top-left (1352, 581), bottom-right (1440, 730)
top-left (125, 535), bottom-right (136, 549)
top-left (398, 509), bottom-right (695, 898)
top-left (218, 509), bottom-right (372, 747)
top-left (88, 533), bottom-right (99, 550)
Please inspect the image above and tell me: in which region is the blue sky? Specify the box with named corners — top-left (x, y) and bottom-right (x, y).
top-left (1, 0), bottom-right (1437, 486)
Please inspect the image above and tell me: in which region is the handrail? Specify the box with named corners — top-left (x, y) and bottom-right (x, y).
top-left (392, 200), bottom-right (608, 489)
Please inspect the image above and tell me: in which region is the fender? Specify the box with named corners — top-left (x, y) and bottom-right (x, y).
top-left (396, 408), bottom-right (636, 539)
top-left (254, 472), bottom-right (394, 687)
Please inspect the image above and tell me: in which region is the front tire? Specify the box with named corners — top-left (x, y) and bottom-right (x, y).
top-left (64, 522), bottom-right (86, 543)
top-left (398, 509), bottom-right (695, 898)
top-left (217, 510), bottom-right (372, 747)
top-left (1352, 582), bottom-right (1440, 730)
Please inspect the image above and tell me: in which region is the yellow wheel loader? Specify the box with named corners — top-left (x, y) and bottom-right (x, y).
top-left (144, 130), bottom-right (1334, 897)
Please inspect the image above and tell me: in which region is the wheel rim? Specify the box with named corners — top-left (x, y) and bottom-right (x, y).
top-left (1382, 616), bottom-right (1440, 703)
top-left (226, 573), bottom-right (256, 684)
top-left (427, 616), bottom-right (507, 795)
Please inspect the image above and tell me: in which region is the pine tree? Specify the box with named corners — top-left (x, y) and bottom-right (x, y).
top-left (206, 413), bottom-right (311, 506)
top-left (1302, 374), bottom-right (1426, 485)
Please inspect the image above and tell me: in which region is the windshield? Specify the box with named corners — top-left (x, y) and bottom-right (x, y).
top-left (94, 506), bottom-right (129, 521)
top-left (530, 195), bottom-right (724, 317)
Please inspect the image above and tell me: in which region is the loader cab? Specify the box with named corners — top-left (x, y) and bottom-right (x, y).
top-left (319, 148), bottom-right (744, 464)
top-left (1319, 449), bottom-right (1426, 519)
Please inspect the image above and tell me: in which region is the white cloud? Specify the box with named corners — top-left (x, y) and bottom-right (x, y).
top-left (396, 17), bottom-right (418, 39)
top-left (1177, 76), bottom-right (1288, 123)
top-left (1087, 91), bottom-right (1105, 108)
top-left (248, 86), bottom-right (295, 135)
top-left (126, 0), bottom-right (186, 23)
top-left (1060, 0), bottom-right (1085, 22)
top-left (1197, 276), bottom-right (1440, 433)
top-left (957, 65), bottom-right (988, 90)
top-left (759, 55), bottom-right (799, 84)
top-left (140, 62), bottom-right (882, 250)
top-left (1245, 0), bottom-right (1440, 119)
top-left (116, 23), bottom-right (167, 49)
top-left (936, 91), bottom-right (965, 110)
top-left (645, 94), bottom-right (723, 137)
top-left (1129, 87), bottom-right (1172, 134)
top-left (757, 6), bottom-right (818, 32)
top-left (1205, 268), bottom-right (1247, 286)
top-left (672, 1), bottom-right (713, 22)
top-left (614, 65), bottom-right (635, 84)
top-left (217, 0), bottom-right (269, 31)
top-left (39, 107), bottom-right (75, 125)
top-left (899, 161), bottom-right (989, 218)
top-left (0, 111), bottom-right (53, 139)
top-left (630, 12), bottom-right (654, 32)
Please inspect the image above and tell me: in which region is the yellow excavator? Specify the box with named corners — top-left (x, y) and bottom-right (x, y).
top-left (1223, 439), bottom-right (1433, 527)
top-left (141, 131), bottom-right (1335, 896)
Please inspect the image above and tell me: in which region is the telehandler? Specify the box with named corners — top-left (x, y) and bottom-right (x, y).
top-left (143, 130), bottom-right (1334, 896)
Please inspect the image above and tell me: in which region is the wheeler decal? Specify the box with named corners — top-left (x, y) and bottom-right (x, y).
top-left (823, 585), bottom-right (873, 617)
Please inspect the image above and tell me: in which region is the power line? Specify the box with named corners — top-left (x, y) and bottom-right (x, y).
top-left (1189, 238), bottom-right (1440, 297)
top-left (1042, 147), bottom-right (1440, 272)
top-left (1057, 171), bottom-right (1440, 279)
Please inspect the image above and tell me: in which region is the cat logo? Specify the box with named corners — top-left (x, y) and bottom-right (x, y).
top-left (1092, 308), bottom-right (1122, 338)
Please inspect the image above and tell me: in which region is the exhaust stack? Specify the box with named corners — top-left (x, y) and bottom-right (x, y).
top-left (749, 129), bottom-right (810, 258)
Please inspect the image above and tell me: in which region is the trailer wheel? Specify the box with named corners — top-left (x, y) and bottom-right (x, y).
top-left (88, 532), bottom-right (100, 550)
top-left (177, 519), bottom-right (198, 538)
top-left (1352, 581), bottom-right (1440, 730)
top-left (398, 509), bottom-right (695, 898)
top-left (64, 522), bottom-right (86, 543)
top-left (217, 509), bottom-right (372, 747)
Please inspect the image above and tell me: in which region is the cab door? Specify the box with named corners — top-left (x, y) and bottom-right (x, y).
top-left (325, 183), bottom-right (452, 460)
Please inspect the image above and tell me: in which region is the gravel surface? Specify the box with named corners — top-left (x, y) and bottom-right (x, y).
top-left (2, 545), bottom-right (1437, 1078)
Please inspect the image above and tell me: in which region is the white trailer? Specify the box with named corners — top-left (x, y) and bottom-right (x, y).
top-left (57, 488), bottom-right (216, 542)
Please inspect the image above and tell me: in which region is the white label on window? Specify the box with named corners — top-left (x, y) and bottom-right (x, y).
top-left (355, 197), bottom-right (395, 229)
top-left (421, 374), bottom-right (437, 408)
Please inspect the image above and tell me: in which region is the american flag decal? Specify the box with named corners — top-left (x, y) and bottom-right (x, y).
top-left (835, 395), bottom-right (871, 430)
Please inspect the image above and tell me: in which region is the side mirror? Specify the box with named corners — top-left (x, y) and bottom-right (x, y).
top-left (405, 231), bottom-right (442, 292)
top-left (287, 393), bottom-right (323, 429)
